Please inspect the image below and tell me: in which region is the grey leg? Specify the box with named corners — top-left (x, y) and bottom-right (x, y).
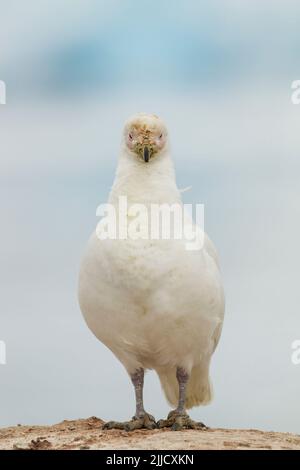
top-left (103, 368), bottom-right (156, 431)
top-left (157, 367), bottom-right (207, 431)
top-left (131, 368), bottom-right (146, 418)
top-left (175, 367), bottom-right (189, 415)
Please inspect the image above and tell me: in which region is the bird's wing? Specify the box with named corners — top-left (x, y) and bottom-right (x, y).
top-left (211, 321), bottom-right (223, 354)
top-left (204, 232), bottom-right (220, 267)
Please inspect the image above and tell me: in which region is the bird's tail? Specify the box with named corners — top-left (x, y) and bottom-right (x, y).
top-left (157, 363), bottom-right (213, 409)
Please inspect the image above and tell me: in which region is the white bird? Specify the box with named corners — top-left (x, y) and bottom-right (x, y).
top-left (78, 113), bottom-right (225, 431)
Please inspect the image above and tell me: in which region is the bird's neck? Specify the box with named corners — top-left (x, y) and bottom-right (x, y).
top-left (109, 148), bottom-right (182, 206)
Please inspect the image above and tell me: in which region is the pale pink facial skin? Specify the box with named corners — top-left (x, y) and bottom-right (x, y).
top-left (124, 114), bottom-right (168, 161)
top-left (155, 132), bottom-right (167, 150)
top-left (126, 131), bottom-right (137, 151)
top-left (126, 131), bottom-right (166, 149)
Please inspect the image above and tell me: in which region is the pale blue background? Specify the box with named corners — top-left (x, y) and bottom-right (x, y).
top-left (1, 0), bottom-right (300, 432)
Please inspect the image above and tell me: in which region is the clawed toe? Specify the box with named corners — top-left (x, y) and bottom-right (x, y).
top-left (142, 413), bottom-right (157, 430)
top-left (157, 411), bottom-right (207, 431)
top-left (103, 420), bottom-right (127, 430)
top-left (103, 413), bottom-right (157, 431)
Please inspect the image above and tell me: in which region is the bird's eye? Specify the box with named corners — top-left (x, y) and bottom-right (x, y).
top-left (159, 133), bottom-right (163, 139)
top-left (128, 133), bottom-right (133, 140)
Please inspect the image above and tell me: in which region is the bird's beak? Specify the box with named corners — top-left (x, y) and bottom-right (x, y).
top-left (143, 146), bottom-right (149, 163)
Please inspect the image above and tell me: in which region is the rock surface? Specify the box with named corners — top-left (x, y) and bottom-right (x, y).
top-left (0, 417), bottom-right (299, 450)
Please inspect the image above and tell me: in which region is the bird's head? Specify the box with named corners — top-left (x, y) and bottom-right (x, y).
top-left (123, 113), bottom-right (168, 163)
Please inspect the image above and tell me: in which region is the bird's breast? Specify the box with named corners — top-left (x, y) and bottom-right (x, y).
top-left (104, 237), bottom-right (175, 293)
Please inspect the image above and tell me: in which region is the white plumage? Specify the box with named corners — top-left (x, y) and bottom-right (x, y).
top-left (78, 113), bottom-right (224, 428)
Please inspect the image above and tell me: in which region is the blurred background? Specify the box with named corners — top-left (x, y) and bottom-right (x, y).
top-left (1, 0), bottom-right (300, 432)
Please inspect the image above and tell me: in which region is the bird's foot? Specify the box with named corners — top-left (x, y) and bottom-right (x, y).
top-left (103, 413), bottom-right (157, 432)
top-left (157, 410), bottom-right (207, 431)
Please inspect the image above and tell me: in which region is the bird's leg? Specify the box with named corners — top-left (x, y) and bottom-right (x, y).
top-left (175, 367), bottom-right (189, 415)
top-left (132, 368), bottom-right (146, 418)
top-left (103, 368), bottom-right (156, 431)
top-left (157, 367), bottom-right (207, 431)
